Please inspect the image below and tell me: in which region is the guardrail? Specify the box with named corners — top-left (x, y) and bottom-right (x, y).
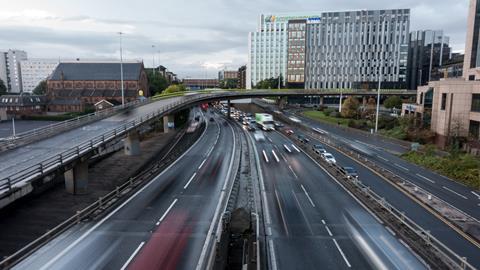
top-left (0, 99), bottom-right (150, 153)
top-left (0, 93), bottom-right (222, 195)
top-left (0, 122), bottom-right (204, 269)
top-left (278, 116), bottom-right (476, 270)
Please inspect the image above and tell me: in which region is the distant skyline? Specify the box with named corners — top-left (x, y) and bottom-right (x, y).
top-left (0, 0), bottom-right (470, 79)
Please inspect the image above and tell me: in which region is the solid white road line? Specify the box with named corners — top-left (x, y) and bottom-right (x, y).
top-left (198, 159), bottom-right (207, 170)
top-left (120, 241), bottom-right (145, 270)
top-left (156, 199), bottom-right (178, 225)
top-left (321, 219), bottom-right (326, 225)
top-left (283, 144), bottom-right (292, 153)
top-left (274, 189), bottom-right (289, 236)
top-left (377, 155), bottom-right (389, 162)
top-left (38, 116), bottom-right (210, 270)
top-left (416, 173), bottom-right (435, 184)
top-left (472, 191), bottom-right (480, 200)
top-left (332, 239), bottom-right (352, 268)
top-left (271, 150), bottom-right (280, 163)
top-left (300, 184), bottom-right (315, 207)
top-left (394, 163), bottom-right (409, 171)
top-left (325, 225), bottom-right (333, 237)
top-left (183, 173), bottom-right (197, 189)
top-left (262, 150), bottom-right (269, 163)
top-left (291, 144), bottom-right (301, 153)
top-left (269, 239), bottom-right (278, 270)
top-left (442, 186), bottom-right (468, 200)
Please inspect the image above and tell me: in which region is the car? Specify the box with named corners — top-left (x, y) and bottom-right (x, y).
top-left (274, 121), bottom-right (284, 128)
top-left (321, 153), bottom-right (336, 164)
top-left (340, 167), bottom-right (358, 179)
top-left (209, 117), bottom-right (215, 122)
top-left (242, 120), bottom-right (249, 125)
top-left (247, 125), bottom-right (256, 131)
top-left (285, 129), bottom-right (294, 135)
top-left (297, 134), bottom-right (310, 143)
top-left (253, 131), bottom-right (265, 142)
top-left (194, 116), bottom-right (200, 121)
top-left (312, 144), bottom-right (326, 154)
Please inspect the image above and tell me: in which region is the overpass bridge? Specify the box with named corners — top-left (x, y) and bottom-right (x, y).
top-left (0, 89), bottom-right (415, 209)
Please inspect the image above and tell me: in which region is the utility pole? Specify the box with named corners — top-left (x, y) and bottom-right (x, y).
top-left (339, 90), bottom-right (343, 113)
top-left (12, 117), bottom-right (16, 138)
top-left (118, 32), bottom-right (125, 106)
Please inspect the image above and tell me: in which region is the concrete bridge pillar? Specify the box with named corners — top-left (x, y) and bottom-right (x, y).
top-left (227, 100), bottom-right (231, 118)
top-left (319, 96), bottom-right (324, 106)
top-left (64, 161), bottom-right (89, 194)
top-left (124, 131), bottom-right (141, 156)
top-left (362, 96), bottom-right (367, 107)
top-left (163, 115), bottom-right (175, 133)
top-left (278, 96), bottom-right (287, 109)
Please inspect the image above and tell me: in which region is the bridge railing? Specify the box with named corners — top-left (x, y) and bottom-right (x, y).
top-left (0, 98), bottom-right (152, 153)
top-left (0, 93), bottom-right (219, 194)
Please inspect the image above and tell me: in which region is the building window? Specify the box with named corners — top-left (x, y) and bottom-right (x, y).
top-left (441, 93), bottom-right (447, 110)
top-left (471, 94), bottom-right (480, 112)
top-left (469, 120), bottom-right (480, 139)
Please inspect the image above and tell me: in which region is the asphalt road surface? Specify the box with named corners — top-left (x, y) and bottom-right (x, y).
top-left (14, 110), bottom-right (236, 270)
top-left (248, 128), bottom-right (426, 270)
top-left (0, 97), bottom-right (183, 192)
top-left (286, 126), bottom-right (480, 268)
top-left (284, 109), bottom-right (480, 222)
top-left (0, 120), bottom-right (57, 138)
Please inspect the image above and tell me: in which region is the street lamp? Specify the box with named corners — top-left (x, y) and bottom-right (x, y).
top-left (151, 45), bottom-right (156, 73)
top-left (118, 32), bottom-right (125, 106)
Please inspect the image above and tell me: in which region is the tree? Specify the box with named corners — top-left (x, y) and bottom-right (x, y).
top-left (147, 71), bottom-right (168, 96)
top-left (220, 78), bottom-right (239, 89)
top-left (341, 96), bottom-right (360, 118)
top-left (384, 95), bottom-right (402, 109)
top-left (362, 97), bottom-right (377, 119)
top-left (255, 75), bottom-right (283, 89)
top-left (33, 80), bottom-right (47, 95)
top-left (0, 79), bottom-right (6, 96)
top-left (163, 84), bottom-right (187, 94)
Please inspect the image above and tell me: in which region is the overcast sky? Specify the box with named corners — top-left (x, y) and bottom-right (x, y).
top-left (0, 0), bottom-right (470, 78)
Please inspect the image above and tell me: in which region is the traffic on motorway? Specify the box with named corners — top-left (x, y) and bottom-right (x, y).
top-left (2, 101), bottom-right (479, 270)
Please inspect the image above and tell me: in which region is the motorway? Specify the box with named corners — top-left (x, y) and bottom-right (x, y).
top-left (0, 97), bottom-right (183, 191)
top-left (278, 116), bottom-right (480, 268)
top-left (13, 110), bottom-right (236, 270)
top-left (247, 128), bottom-right (426, 269)
top-left (283, 109), bottom-right (480, 220)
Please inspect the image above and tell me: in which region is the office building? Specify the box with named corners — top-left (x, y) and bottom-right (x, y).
top-left (305, 9), bottom-right (410, 89)
top-left (238, 65), bottom-right (247, 89)
top-left (0, 50), bottom-right (28, 93)
top-left (406, 30), bottom-right (451, 90)
top-left (218, 70), bottom-right (239, 80)
top-left (464, 0), bottom-right (480, 80)
top-left (20, 59), bottom-right (59, 93)
top-left (248, 10), bottom-right (410, 89)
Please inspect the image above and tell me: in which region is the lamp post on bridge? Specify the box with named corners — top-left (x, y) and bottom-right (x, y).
top-left (118, 32), bottom-right (125, 107)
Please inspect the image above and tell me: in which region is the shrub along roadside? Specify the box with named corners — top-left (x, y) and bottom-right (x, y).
top-left (402, 149), bottom-right (480, 190)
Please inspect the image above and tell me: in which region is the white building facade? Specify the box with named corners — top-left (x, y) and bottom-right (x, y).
top-left (0, 50), bottom-right (28, 93)
top-left (20, 59), bottom-right (59, 93)
top-left (248, 10), bottom-right (410, 90)
top-left (305, 9), bottom-right (410, 89)
top-left (248, 14), bottom-right (318, 89)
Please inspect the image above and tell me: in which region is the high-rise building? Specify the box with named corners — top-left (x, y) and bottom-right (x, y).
top-left (406, 30), bottom-right (451, 90)
top-left (238, 65), bottom-right (247, 89)
top-left (0, 50), bottom-right (28, 93)
top-left (305, 9), bottom-right (410, 89)
top-left (248, 10), bottom-right (410, 90)
top-left (20, 59), bottom-right (59, 93)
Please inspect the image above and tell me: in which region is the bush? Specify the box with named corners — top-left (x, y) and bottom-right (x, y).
top-left (329, 111), bottom-right (340, 118)
top-left (323, 107), bottom-right (335, 116)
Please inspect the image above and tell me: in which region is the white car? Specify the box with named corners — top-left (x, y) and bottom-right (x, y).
top-left (253, 131), bottom-right (265, 142)
top-left (321, 153), bottom-right (336, 164)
